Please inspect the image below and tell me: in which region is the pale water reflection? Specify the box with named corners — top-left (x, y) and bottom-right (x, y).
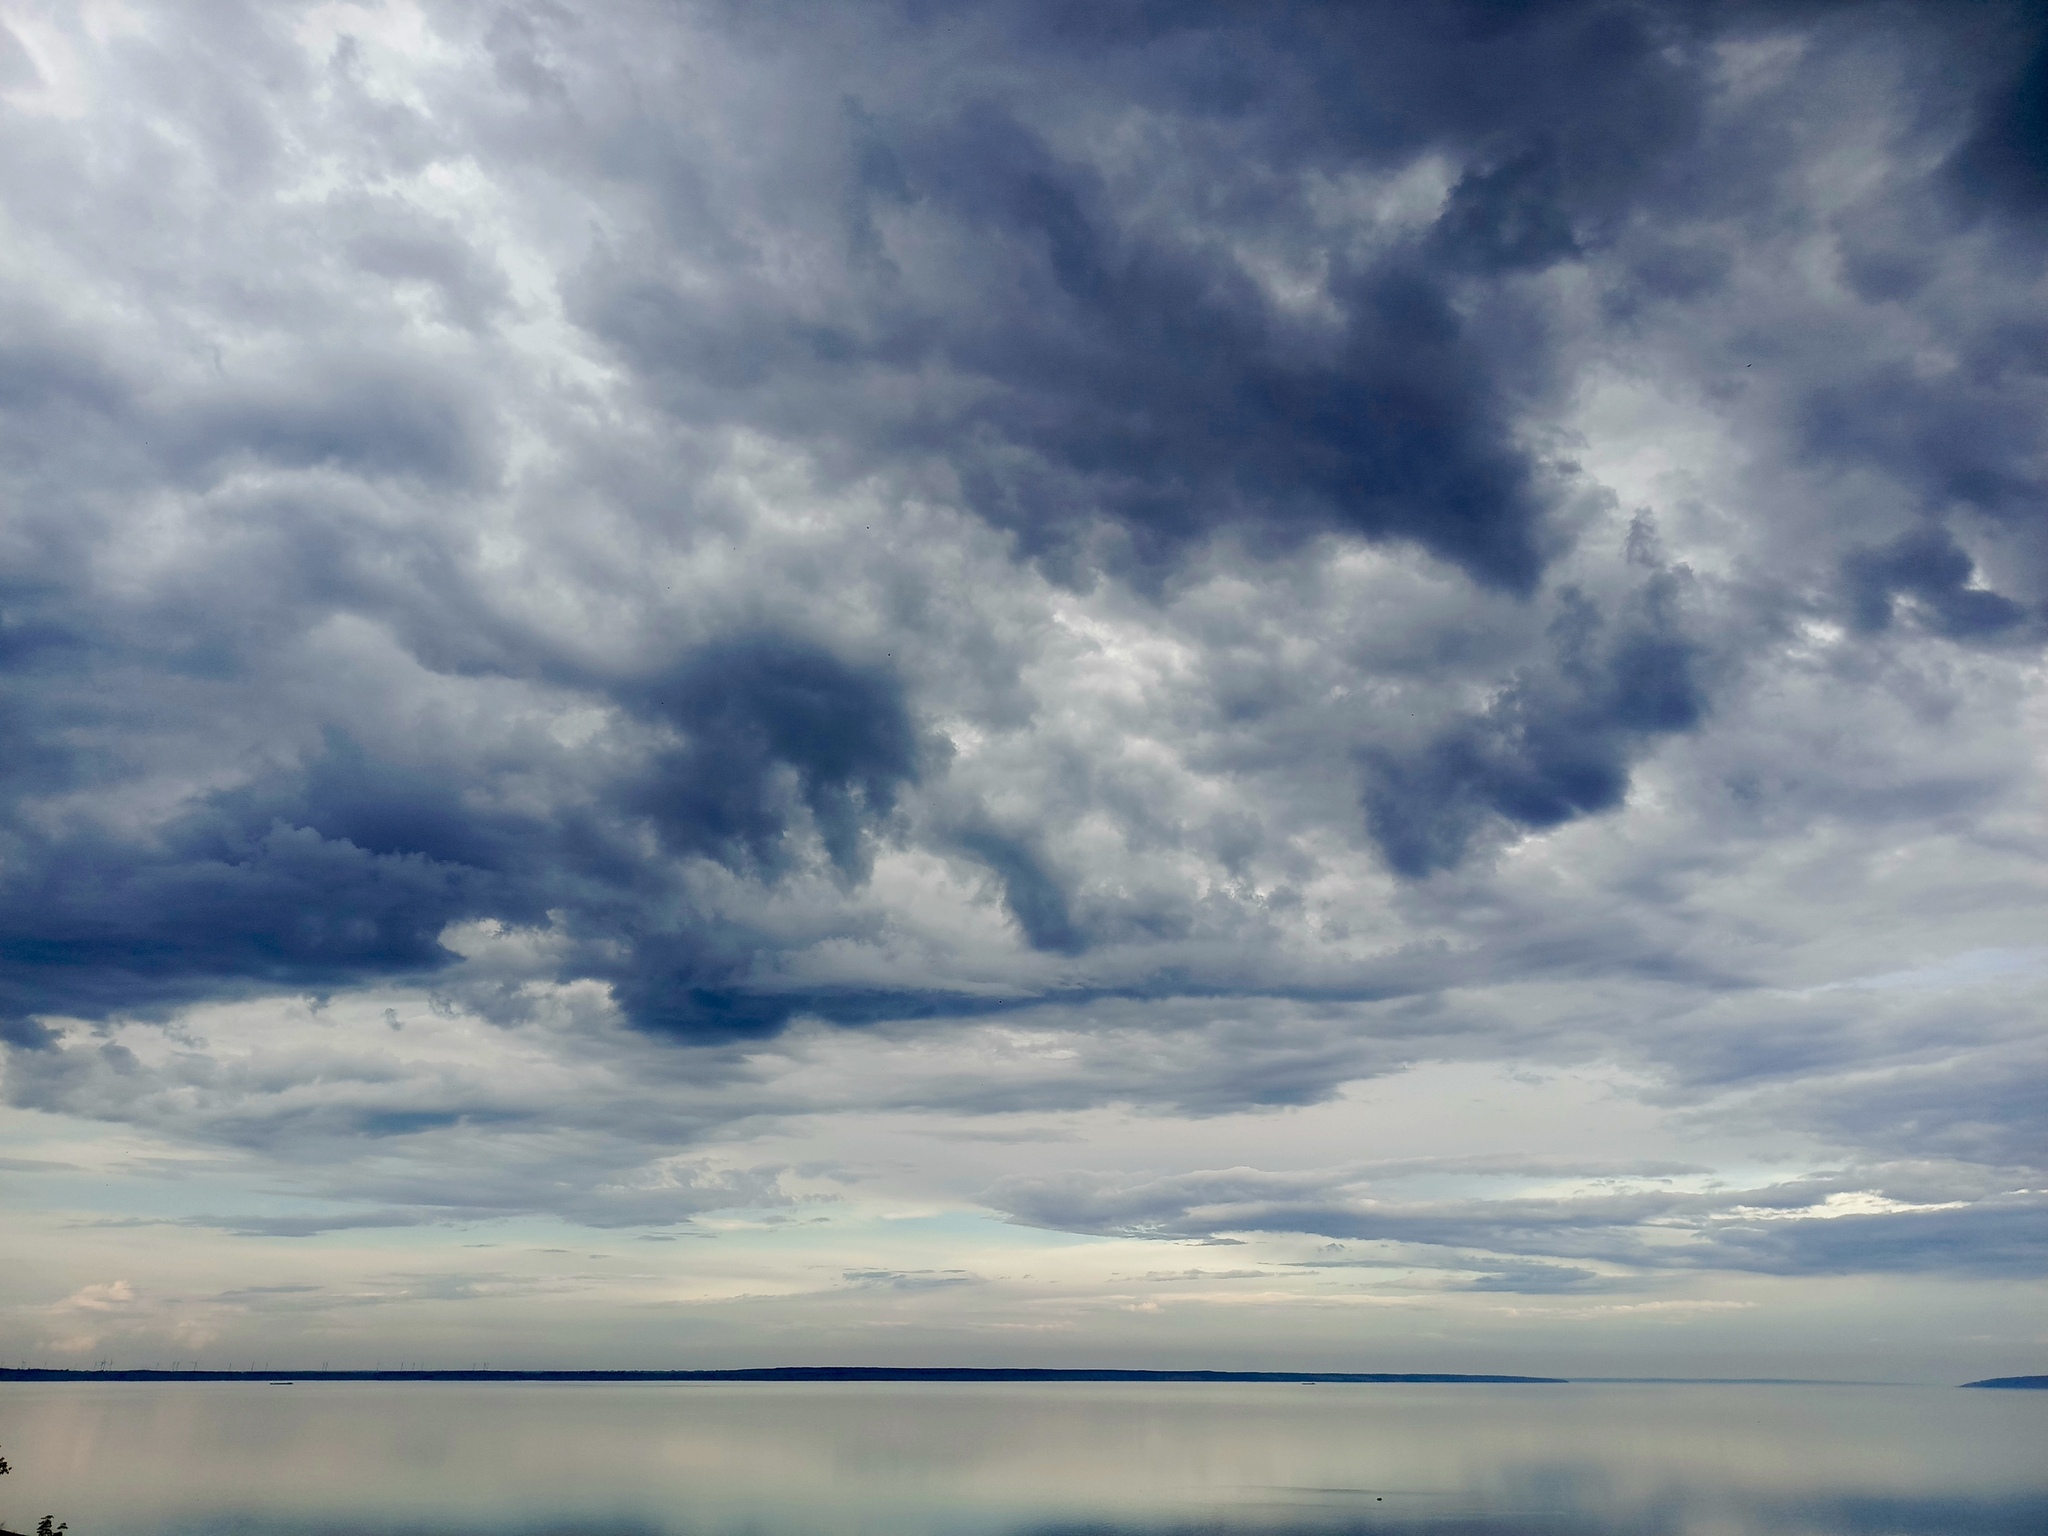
top-left (1, 1382), bottom-right (2043, 1536)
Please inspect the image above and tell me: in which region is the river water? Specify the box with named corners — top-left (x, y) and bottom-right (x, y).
top-left (1, 1380), bottom-right (2042, 1535)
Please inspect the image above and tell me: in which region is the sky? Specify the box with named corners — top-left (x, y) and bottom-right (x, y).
top-left (0, 0), bottom-right (2043, 1383)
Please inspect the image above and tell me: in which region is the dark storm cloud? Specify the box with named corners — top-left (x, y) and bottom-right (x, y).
top-left (1, 0), bottom-right (2046, 1286)
top-left (575, 0), bottom-right (1721, 593)
top-left (1842, 526), bottom-right (2029, 642)
top-left (1361, 565), bottom-right (1709, 874)
top-left (624, 634), bottom-right (921, 883)
top-left (1945, 29), bottom-right (2048, 220)
top-left (952, 827), bottom-right (1086, 955)
top-left (0, 628), bottom-right (930, 1037)
top-left (4, 0), bottom-right (2040, 1038)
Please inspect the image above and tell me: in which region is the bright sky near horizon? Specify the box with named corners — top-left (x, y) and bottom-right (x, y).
top-left (0, 0), bottom-right (2043, 1382)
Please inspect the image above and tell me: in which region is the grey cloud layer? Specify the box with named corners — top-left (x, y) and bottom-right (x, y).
top-left (985, 1161), bottom-right (2048, 1282)
top-left (1, 0), bottom-right (2045, 1285)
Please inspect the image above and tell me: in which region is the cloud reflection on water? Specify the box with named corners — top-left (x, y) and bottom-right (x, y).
top-left (2, 1382), bottom-right (2042, 1536)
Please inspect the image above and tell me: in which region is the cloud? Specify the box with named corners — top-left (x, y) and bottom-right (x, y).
top-left (841, 1269), bottom-right (979, 1292)
top-left (0, 0), bottom-right (2044, 1320)
top-left (108, 1211), bottom-right (458, 1239)
top-left (3, 0), bottom-right (2042, 1038)
top-left (1842, 525), bottom-right (2030, 642)
top-left (1360, 563), bottom-right (1711, 873)
top-left (983, 1161), bottom-right (2048, 1281)
top-left (1945, 30), bottom-right (2048, 221)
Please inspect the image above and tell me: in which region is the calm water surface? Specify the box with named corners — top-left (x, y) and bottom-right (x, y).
top-left (1, 1381), bottom-right (2042, 1536)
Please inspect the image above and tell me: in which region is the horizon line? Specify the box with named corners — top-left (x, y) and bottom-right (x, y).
top-left (0, 1366), bottom-right (1566, 1384)
top-left (2, 1367), bottom-right (1998, 1386)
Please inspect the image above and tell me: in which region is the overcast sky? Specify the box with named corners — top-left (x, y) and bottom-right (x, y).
top-left (0, 0), bottom-right (2043, 1382)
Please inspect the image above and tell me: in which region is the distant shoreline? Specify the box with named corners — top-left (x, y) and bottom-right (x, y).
top-left (3, 1368), bottom-right (2029, 1387)
top-left (0, 1366), bottom-right (1563, 1385)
